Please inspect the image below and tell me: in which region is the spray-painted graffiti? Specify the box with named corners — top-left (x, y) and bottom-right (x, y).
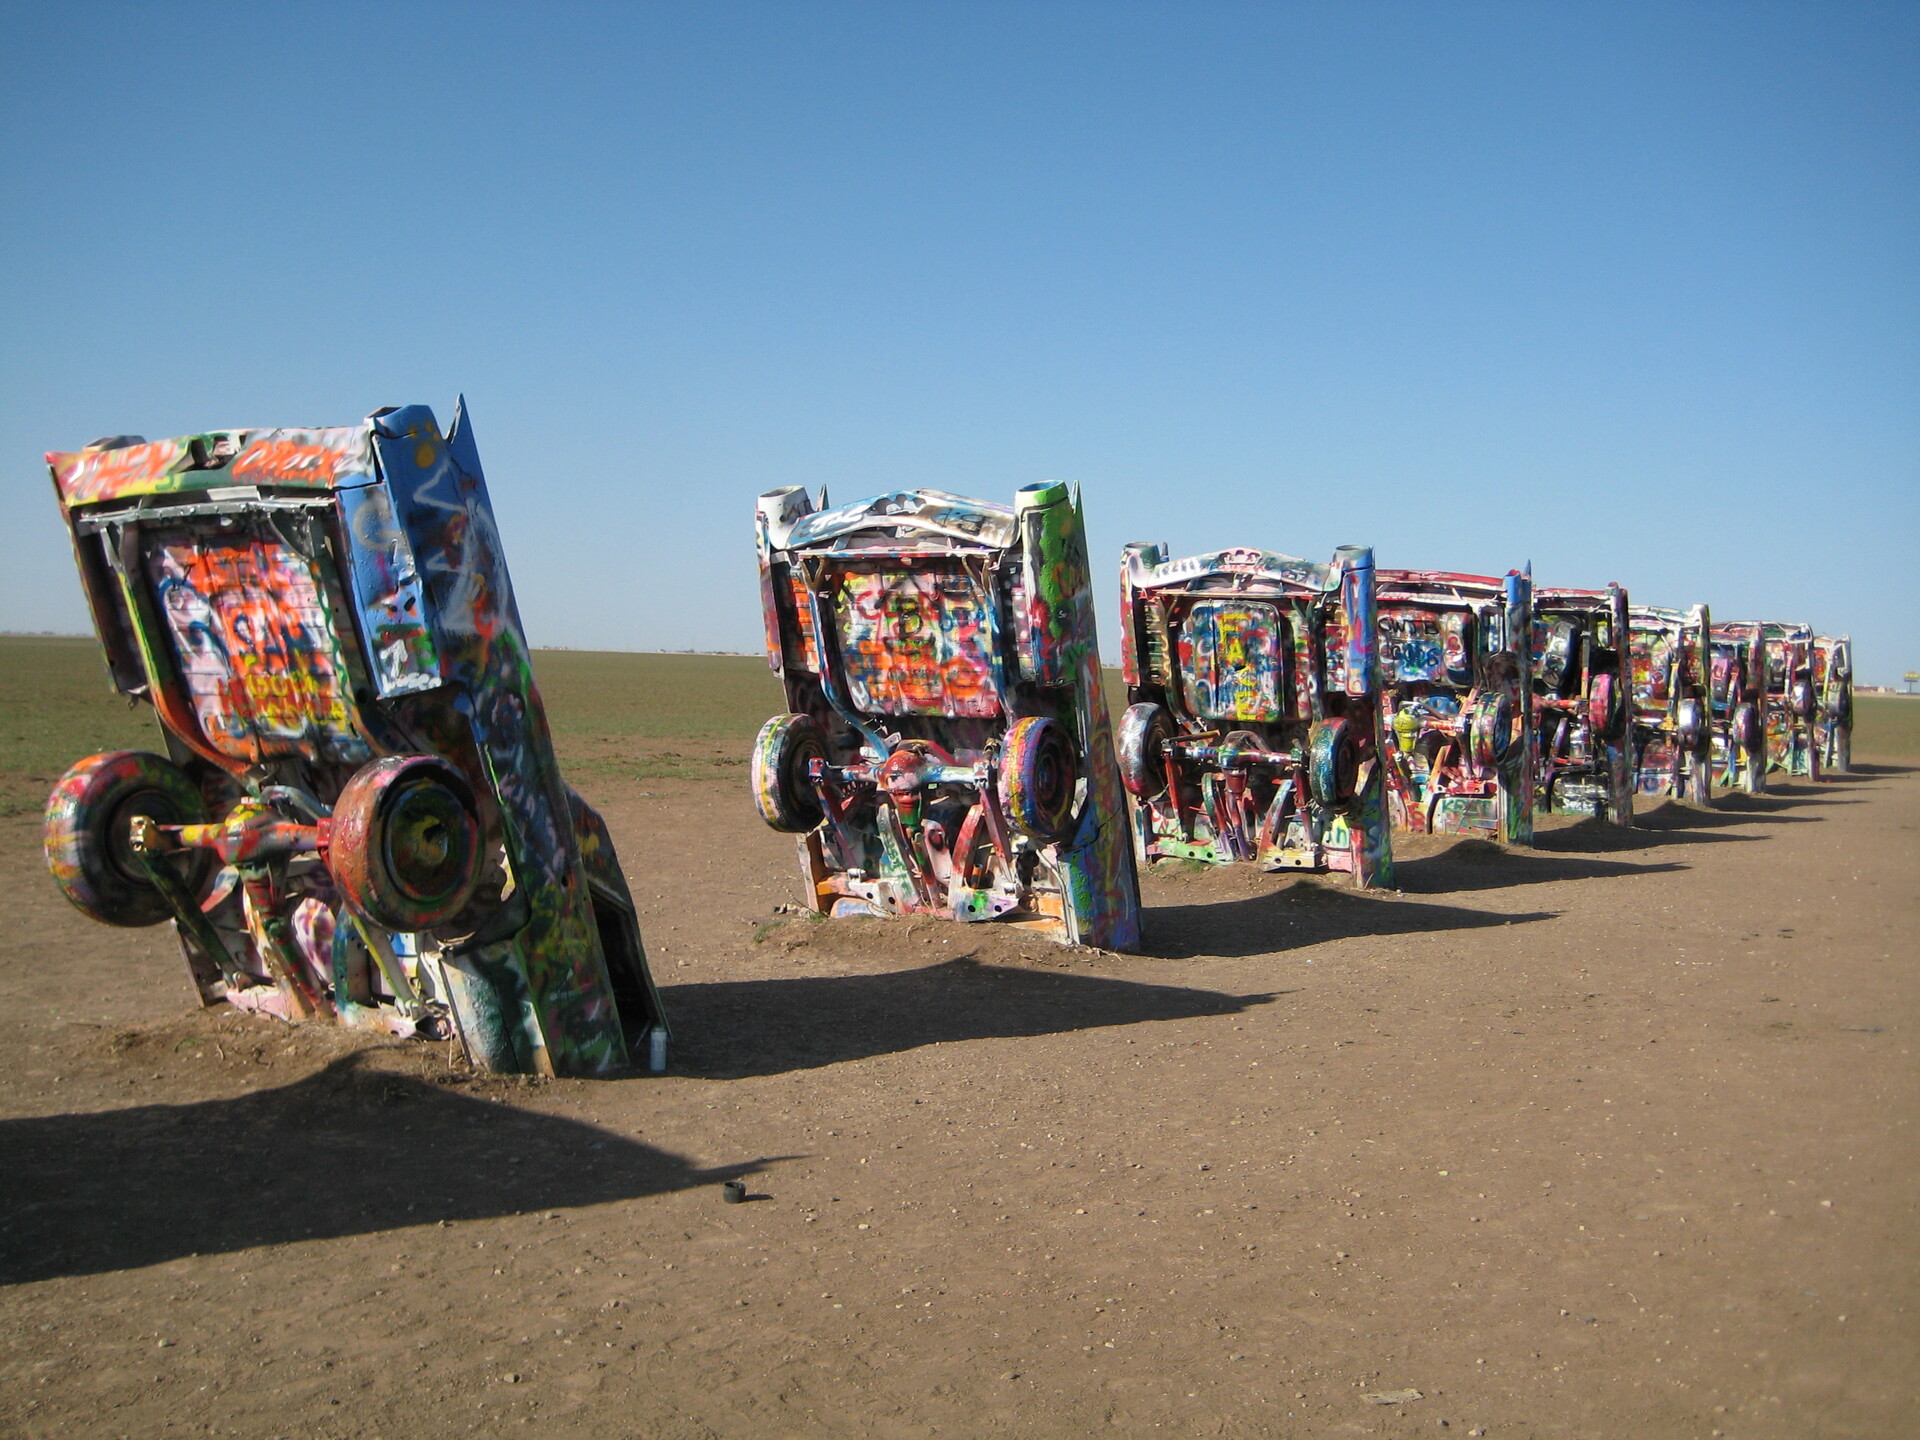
top-left (752, 484), bottom-right (1141, 950)
top-left (835, 569), bottom-right (999, 718)
top-left (1812, 635), bottom-right (1852, 773)
top-left (1177, 600), bottom-right (1286, 722)
top-left (1707, 622), bottom-right (1768, 794)
top-left (41, 405), bottom-right (664, 1077)
top-left (1377, 571), bottom-right (1536, 845)
top-left (1379, 608), bottom-right (1471, 687)
top-left (1627, 605), bottom-right (1713, 804)
top-left (1531, 586), bottom-right (1633, 824)
top-left (1756, 621), bottom-right (1820, 779)
top-left (1116, 543), bottom-right (1391, 888)
top-left (143, 531), bottom-right (367, 766)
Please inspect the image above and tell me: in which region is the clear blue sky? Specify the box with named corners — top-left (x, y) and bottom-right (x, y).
top-left (3, 2), bottom-right (1914, 681)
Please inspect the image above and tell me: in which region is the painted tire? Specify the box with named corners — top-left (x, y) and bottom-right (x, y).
top-left (1790, 680), bottom-right (1814, 718)
top-left (328, 755), bottom-right (485, 932)
top-left (1587, 673), bottom-right (1626, 740)
top-left (1732, 702), bottom-right (1760, 750)
top-left (44, 751), bottom-right (213, 927)
top-left (1117, 703), bottom-right (1175, 799)
top-left (1676, 698), bottom-right (1703, 746)
top-left (751, 713), bottom-right (828, 833)
top-left (1307, 718), bottom-right (1359, 811)
top-left (1469, 690), bottom-right (1516, 770)
top-left (999, 715), bottom-right (1081, 843)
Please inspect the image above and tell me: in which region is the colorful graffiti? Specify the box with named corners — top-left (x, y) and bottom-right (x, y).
top-left (835, 568), bottom-right (999, 718)
top-left (144, 530), bottom-right (367, 766)
top-left (1177, 600), bottom-right (1287, 722)
top-left (1116, 543), bottom-right (1392, 889)
top-left (752, 484), bottom-right (1141, 950)
top-left (1813, 635), bottom-right (1853, 774)
top-left (42, 405), bottom-right (664, 1077)
top-left (1706, 622), bottom-right (1768, 794)
top-left (1757, 621), bottom-right (1820, 779)
top-left (1376, 571), bottom-right (1536, 845)
top-left (1627, 605), bottom-right (1713, 804)
top-left (1531, 586), bottom-right (1633, 824)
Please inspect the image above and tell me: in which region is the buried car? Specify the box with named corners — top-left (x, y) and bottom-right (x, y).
top-left (1627, 604), bottom-right (1715, 804)
top-left (1813, 634), bottom-right (1853, 774)
top-left (1756, 620), bottom-right (1821, 779)
top-left (42, 402), bottom-right (665, 1076)
top-left (750, 484), bottom-right (1141, 950)
top-left (1708, 620), bottom-right (1769, 795)
top-left (1531, 584), bottom-right (1634, 825)
top-left (1374, 569), bottom-right (1537, 845)
top-left (1111, 543), bottom-right (1391, 888)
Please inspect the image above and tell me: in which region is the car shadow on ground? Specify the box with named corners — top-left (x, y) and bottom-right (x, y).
top-left (1826, 762), bottom-right (1914, 778)
top-left (667, 959), bottom-right (1278, 1079)
top-left (1137, 885), bottom-right (1554, 960)
top-left (1534, 794), bottom-right (1836, 852)
top-left (1394, 841), bottom-right (1686, 894)
top-left (0, 1055), bottom-right (765, 1285)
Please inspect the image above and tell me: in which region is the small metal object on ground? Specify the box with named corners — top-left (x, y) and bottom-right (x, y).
top-left (721, 1180), bottom-right (747, 1204)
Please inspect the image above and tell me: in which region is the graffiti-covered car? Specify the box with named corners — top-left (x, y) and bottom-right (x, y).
top-left (1813, 634), bottom-right (1853, 774)
top-left (1374, 569), bottom-right (1536, 844)
top-left (43, 402), bottom-right (666, 1076)
top-left (1531, 584), bottom-right (1633, 825)
top-left (1708, 621), bottom-right (1769, 794)
top-left (1112, 543), bottom-right (1391, 888)
top-left (1627, 604), bottom-right (1714, 804)
top-left (750, 484), bottom-right (1141, 950)
top-left (1757, 621), bottom-right (1820, 779)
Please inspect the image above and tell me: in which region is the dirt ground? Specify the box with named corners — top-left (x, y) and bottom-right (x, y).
top-left (2, 743), bottom-right (1915, 1438)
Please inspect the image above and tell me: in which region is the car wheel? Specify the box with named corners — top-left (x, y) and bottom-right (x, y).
top-left (751, 713), bottom-right (829, 833)
top-left (328, 755), bottom-right (485, 932)
top-left (1308, 718), bottom-right (1359, 810)
top-left (45, 751), bottom-right (213, 927)
top-left (1117, 703), bottom-right (1175, 799)
top-left (1000, 716), bottom-right (1082, 843)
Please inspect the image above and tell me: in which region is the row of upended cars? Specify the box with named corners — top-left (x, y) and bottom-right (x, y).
top-left (41, 403), bottom-right (1853, 1075)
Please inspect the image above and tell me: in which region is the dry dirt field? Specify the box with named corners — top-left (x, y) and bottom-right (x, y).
top-left (1, 644), bottom-right (1915, 1439)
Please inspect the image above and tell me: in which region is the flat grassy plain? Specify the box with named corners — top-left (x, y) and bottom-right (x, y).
top-left (5, 635), bottom-right (1914, 812)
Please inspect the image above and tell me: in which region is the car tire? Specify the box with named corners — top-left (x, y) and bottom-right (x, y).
top-left (1000, 716), bottom-right (1082, 843)
top-left (45, 751), bottom-right (213, 927)
top-left (1117, 703), bottom-right (1175, 799)
top-left (1308, 718), bottom-right (1359, 810)
top-left (328, 755), bottom-right (485, 932)
top-left (751, 713), bottom-right (829, 833)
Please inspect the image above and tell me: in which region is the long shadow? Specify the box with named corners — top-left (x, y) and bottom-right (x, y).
top-left (667, 958), bottom-right (1276, 1078)
top-left (0, 1055), bottom-right (768, 1285)
top-left (1827, 761), bottom-right (1915, 778)
top-left (1137, 886), bottom-right (1555, 960)
top-left (1710, 789), bottom-right (1859, 813)
top-left (1534, 819), bottom-right (1766, 853)
top-left (1395, 841), bottom-right (1686, 894)
top-left (1627, 801), bottom-right (1826, 830)
top-left (1536, 820), bottom-right (1757, 853)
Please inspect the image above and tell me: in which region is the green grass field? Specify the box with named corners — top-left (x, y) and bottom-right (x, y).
top-left (5, 634), bottom-right (1915, 815)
